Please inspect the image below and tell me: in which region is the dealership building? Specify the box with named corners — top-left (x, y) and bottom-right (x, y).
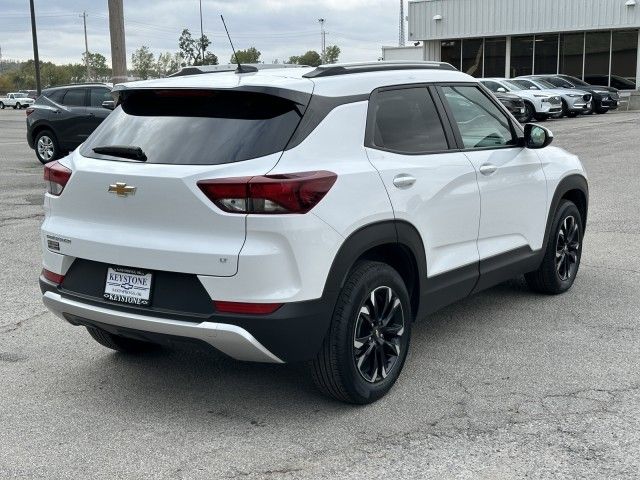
top-left (384, 0), bottom-right (640, 91)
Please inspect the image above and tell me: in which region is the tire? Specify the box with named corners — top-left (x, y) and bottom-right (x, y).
top-left (0, 102), bottom-right (4, 109)
top-left (34, 129), bottom-right (60, 164)
top-left (525, 200), bottom-right (583, 295)
top-left (560, 99), bottom-right (569, 118)
top-left (12, 104), bottom-right (17, 109)
top-left (595, 106), bottom-right (609, 114)
top-left (16, 102), bottom-right (21, 109)
top-left (311, 261), bottom-right (412, 404)
top-left (86, 326), bottom-right (156, 353)
top-left (519, 102), bottom-right (534, 123)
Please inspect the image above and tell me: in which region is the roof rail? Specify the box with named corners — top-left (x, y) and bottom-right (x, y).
top-left (302, 61), bottom-right (457, 78)
top-left (169, 63), bottom-right (308, 77)
top-left (43, 82), bottom-right (111, 89)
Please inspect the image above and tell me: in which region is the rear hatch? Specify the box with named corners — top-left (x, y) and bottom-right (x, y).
top-left (43, 83), bottom-right (312, 277)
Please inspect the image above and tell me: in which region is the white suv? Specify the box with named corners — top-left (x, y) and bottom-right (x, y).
top-left (40, 62), bottom-right (588, 404)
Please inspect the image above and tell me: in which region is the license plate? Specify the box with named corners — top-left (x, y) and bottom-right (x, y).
top-left (104, 266), bottom-right (153, 306)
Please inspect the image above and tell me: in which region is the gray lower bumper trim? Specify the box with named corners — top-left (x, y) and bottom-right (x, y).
top-left (42, 291), bottom-right (283, 364)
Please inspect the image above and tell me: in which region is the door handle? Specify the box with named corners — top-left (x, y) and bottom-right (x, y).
top-left (479, 164), bottom-right (498, 176)
top-left (393, 174), bottom-right (416, 189)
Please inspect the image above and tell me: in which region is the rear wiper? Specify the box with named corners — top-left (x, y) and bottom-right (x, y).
top-left (93, 145), bottom-right (147, 162)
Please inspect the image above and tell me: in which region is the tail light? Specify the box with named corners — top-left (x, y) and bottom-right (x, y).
top-left (213, 301), bottom-right (282, 315)
top-left (197, 171), bottom-right (337, 214)
top-left (26, 107), bottom-right (35, 116)
top-left (44, 161), bottom-right (72, 196)
top-left (41, 268), bottom-right (65, 285)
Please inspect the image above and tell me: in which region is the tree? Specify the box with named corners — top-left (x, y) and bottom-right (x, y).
top-left (156, 52), bottom-right (182, 77)
top-left (288, 50), bottom-right (322, 67)
top-left (324, 45), bottom-right (340, 64)
top-left (82, 52), bottom-right (110, 80)
top-left (230, 47), bottom-right (261, 64)
top-left (132, 45), bottom-right (155, 79)
top-left (178, 29), bottom-right (218, 66)
top-left (200, 50), bottom-right (218, 66)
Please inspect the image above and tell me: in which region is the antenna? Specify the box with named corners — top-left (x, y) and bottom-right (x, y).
top-left (220, 15), bottom-right (257, 74)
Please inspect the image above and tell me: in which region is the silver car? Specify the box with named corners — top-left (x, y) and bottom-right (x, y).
top-left (513, 77), bottom-right (592, 117)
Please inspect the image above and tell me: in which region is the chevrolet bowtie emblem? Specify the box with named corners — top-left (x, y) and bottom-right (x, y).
top-left (108, 182), bottom-right (137, 196)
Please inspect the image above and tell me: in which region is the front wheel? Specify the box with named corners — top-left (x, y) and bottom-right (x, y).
top-left (518, 102), bottom-right (534, 123)
top-left (525, 200), bottom-right (583, 294)
top-left (312, 261), bottom-right (412, 404)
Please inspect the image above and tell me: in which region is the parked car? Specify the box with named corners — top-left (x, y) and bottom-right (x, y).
top-left (0, 92), bottom-right (35, 109)
top-left (26, 83), bottom-right (113, 163)
top-left (480, 78), bottom-right (562, 122)
top-left (512, 77), bottom-right (592, 117)
top-left (39, 62), bottom-right (588, 404)
top-left (584, 74), bottom-right (636, 91)
top-left (529, 74), bottom-right (619, 114)
top-left (19, 89), bottom-right (39, 100)
top-left (492, 91), bottom-right (527, 122)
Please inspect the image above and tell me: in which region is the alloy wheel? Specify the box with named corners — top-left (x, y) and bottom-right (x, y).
top-left (37, 136), bottom-right (54, 162)
top-left (353, 286), bottom-right (405, 383)
top-left (555, 215), bottom-right (580, 281)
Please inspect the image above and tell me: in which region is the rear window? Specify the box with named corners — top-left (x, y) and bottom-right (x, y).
top-left (80, 89), bottom-right (304, 165)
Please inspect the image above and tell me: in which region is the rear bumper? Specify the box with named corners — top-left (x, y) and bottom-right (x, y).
top-left (40, 277), bottom-right (334, 364)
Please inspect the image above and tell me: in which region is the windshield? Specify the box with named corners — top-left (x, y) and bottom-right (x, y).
top-left (535, 79), bottom-right (557, 89)
top-left (81, 89), bottom-right (306, 165)
top-left (544, 77), bottom-right (575, 88)
top-left (503, 80), bottom-right (524, 91)
top-left (510, 80), bottom-right (539, 90)
top-left (561, 75), bottom-right (589, 87)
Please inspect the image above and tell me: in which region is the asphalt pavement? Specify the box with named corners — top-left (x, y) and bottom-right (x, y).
top-left (0, 108), bottom-right (638, 479)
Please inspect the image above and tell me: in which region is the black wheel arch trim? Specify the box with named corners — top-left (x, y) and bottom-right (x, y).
top-left (542, 174), bottom-right (589, 253)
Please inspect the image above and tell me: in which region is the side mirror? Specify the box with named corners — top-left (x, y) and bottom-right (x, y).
top-left (496, 87), bottom-right (507, 93)
top-left (524, 123), bottom-right (553, 149)
top-left (101, 100), bottom-right (115, 110)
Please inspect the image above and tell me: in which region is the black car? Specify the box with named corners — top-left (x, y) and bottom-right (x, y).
top-left (26, 83), bottom-right (113, 163)
top-left (530, 74), bottom-right (619, 114)
top-left (584, 74), bottom-right (636, 91)
top-left (493, 91), bottom-right (528, 122)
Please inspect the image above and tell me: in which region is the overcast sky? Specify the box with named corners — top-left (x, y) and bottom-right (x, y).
top-left (0, 0), bottom-right (405, 66)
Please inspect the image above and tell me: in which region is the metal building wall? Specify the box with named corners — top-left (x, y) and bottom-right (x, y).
top-left (409, 0), bottom-right (640, 41)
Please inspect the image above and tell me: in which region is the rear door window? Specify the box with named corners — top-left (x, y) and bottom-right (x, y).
top-left (81, 89), bottom-right (306, 165)
top-left (62, 89), bottom-right (87, 107)
top-left (370, 87), bottom-right (449, 154)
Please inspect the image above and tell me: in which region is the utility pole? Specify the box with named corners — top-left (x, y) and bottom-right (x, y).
top-left (318, 18), bottom-right (326, 63)
top-left (398, 0), bottom-right (405, 46)
top-left (199, 0), bottom-right (205, 62)
top-left (29, 0), bottom-right (41, 94)
top-left (108, 0), bottom-right (127, 83)
top-left (80, 12), bottom-right (92, 81)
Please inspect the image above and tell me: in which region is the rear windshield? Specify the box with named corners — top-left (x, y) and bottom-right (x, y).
top-left (80, 89), bottom-right (305, 165)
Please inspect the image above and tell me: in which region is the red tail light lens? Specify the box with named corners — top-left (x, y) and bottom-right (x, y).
top-left (197, 171), bottom-right (337, 214)
top-left (26, 107), bottom-right (35, 116)
top-left (41, 268), bottom-right (65, 285)
top-left (213, 301), bottom-right (283, 315)
top-left (44, 161), bottom-right (72, 196)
